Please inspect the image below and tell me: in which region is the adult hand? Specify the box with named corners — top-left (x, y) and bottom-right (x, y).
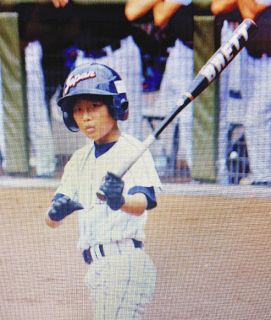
top-left (51, 0), bottom-right (69, 8)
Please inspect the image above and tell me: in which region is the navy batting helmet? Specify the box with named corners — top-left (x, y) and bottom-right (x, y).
top-left (57, 63), bottom-right (129, 132)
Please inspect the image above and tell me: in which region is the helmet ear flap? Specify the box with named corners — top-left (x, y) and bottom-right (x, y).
top-left (113, 93), bottom-right (129, 121)
top-left (63, 110), bottom-right (79, 132)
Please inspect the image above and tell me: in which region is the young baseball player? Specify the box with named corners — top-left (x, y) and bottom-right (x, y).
top-left (45, 62), bottom-right (161, 319)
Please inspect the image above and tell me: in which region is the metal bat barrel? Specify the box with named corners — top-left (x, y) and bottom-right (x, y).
top-left (188, 19), bottom-right (257, 100)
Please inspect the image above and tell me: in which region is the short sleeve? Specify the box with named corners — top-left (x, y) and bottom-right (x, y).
top-left (128, 186), bottom-right (157, 210)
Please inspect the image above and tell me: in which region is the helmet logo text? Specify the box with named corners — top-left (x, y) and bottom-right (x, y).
top-left (63, 71), bottom-right (96, 95)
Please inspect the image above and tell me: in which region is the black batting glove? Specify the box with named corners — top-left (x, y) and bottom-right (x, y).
top-left (48, 195), bottom-right (84, 221)
top-left (99, 172), bottom-right (125, 211)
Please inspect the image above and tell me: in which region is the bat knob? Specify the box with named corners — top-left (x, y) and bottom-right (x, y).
top-left (96, 190), bottom-right (107, 202)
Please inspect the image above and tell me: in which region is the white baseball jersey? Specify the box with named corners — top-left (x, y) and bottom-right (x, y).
top-left (55, 133), bottom-right (161, 250)
top-left (56, 133), bottom-right (161, 319)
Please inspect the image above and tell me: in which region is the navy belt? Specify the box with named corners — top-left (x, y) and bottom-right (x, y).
top-left (83, 239), bottom-right (143, 265)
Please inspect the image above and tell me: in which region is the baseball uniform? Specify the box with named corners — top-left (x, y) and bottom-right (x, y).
top-left (218, 6), bottom-right (271, 184)
top-left (54, 133), bottom-right (161, 319)
top-left (25, 41), bottom-right (56, 177)
top-left (154, 0), bottom-right (194, 171)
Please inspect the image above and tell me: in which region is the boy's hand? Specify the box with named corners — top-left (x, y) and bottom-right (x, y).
top-left (47, 195), bottom-right (84, 221)
top-left (99, 172), bottom-right (125, 210)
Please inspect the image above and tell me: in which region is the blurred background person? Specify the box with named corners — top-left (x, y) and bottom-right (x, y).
top-left (212, 0), bottom-right (271, 186)
top-left (126, 0), bottom-right (193, 180)
top-left (125, 0), bottom-right (173, 94)
top-left (153, 0), bottom-right (193, 180)
top-left (25, 41), bottom-right (56, 177)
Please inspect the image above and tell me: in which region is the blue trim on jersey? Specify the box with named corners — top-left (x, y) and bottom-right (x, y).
top-left (128, 186), bottom-right (157, 210)
top-left (94, 141), bottom-right (117, 158)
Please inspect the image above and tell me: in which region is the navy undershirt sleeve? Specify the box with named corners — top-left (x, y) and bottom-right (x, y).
top-left (128, 186), bottom-right (157, 210)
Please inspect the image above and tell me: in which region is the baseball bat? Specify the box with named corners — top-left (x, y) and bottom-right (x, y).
top-left (97, 18), bottom-right (257, 200)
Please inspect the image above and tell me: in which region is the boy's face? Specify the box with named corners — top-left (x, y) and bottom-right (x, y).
top-left (73, 97), bottom-right (119, 144)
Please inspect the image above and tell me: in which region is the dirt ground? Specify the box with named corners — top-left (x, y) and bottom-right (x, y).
top-left (0, 188), bottom-right (271, 320)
